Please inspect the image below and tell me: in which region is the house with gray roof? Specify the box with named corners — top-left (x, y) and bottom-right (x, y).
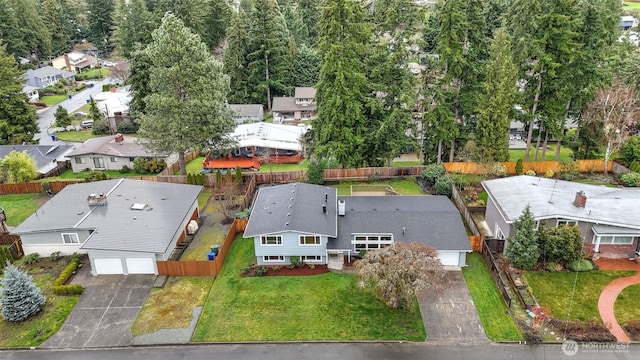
top-left (13, 179), bottom-right (202, 275)
top-left (244, 183), bottom-right (471, 268)
top-left (66, 134), bottom-right (170, 173)
top-left (0, 144), bottom-right (74, 177)
top-left (271, 87), bottom-right (317, 123)
top-left (227, 104), bottom-right (264, 124)
top-left (24, 66), bottom-right (75, 88)
top-left (482, 176), bottom-right (640, 257)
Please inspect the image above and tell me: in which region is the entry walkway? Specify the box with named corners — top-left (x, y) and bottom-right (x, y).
top-left (596, 258), bottom-right (640, 342)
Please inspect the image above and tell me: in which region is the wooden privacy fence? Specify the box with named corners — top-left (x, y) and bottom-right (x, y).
top-left (481, 239), bottom-right (512, 308)
top-left (323, 166), bottom-right (424, 181)
top-left (450, 184), bottom-right (481, 237)
top-left (159, 151), bottom-right (200, 176)
top-left (468, 236), bottom-right (482, 252)
top-left (444, 159), bottom-right (611, 175)
top-left (156, 219), bottom-right (248, 276)
top-left (0, 180), bottom-right (78, 195)
top-left (0, 233), bottom-right (23, 259)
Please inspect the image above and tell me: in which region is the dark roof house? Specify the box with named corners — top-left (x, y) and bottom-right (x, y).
top-left (0, 144), bottom-right (74, 176)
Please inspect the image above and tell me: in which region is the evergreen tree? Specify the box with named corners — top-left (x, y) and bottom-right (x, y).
top-left (1, 262), bottom-right (46, 322)
top-left (505, 205), bottom-right (539, 270)
top-left (138, 14), bottom-right (236, 175)
top-left (298, 0), bottom-right (320, 44)
top-left (0, 42), bottom-right (39, 144)
top-left (283, 0), bottom-right (309, 45)
top-left (247, 0), bottom-right (291, 109)
top-left (150, 0), bottom-right (208, 46)
top-left (475, 27), bottom-right (517, 162)
top-left (111, 0), bottom-right (154, 59)
top-left (203, 0), bottom-right (233, 49)
top-left (7, 0), bottom-right (51, 59)
top-left (128, 50), bottom-right (153, 120)
top-left (0, 0), bottom-right (21, 59)
top-left (312, 0), bottom-right (371, 168)
top-left (223, 8), bottom-right (251, 103)
top-left (87, 0), bottom-right (115, 55)
top-left (54, 106), bottom-right (73, 128)
top-left (291, 44), bottom-right (320, 87)
top-left (39, 0), bottom-right (74, 57)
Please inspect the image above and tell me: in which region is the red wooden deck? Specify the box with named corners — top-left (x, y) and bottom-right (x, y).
top-left (203, 157), bottom-right (261, 170)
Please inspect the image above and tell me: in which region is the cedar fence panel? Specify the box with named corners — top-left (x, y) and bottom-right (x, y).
top-left (468, 236), bottom-right (482, 252)
top-left (323, 166), bottom-right (424, 181)
top-left (159, 151), bottom-right (200, 176)
top-left (0, 181), bottom-right (77, 195)
top-left (444, 160), bottom-right (611, 175)
top-left (450, 184), bottom-right (481, 237)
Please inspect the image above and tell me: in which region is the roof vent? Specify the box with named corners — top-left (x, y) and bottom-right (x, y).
top-left (322, 204), bottom-right (327, 213)
top-left (338, 199), bottom-right (346, 216)
top-left (574, 191), bottom-right (587, 208)
top-left (131, 203), bottom-right (146, 210)
top-left (88, 193), bottom-right (107, 206)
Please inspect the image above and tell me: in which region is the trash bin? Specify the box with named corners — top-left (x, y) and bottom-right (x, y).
top-left (86, 99), bottom-right (90, 103)
top-left (88, 83), bottom-right (94, 88)
top-left (67, 94), bottom-right (72, 99)
top-left (51, 135), bottom-right (57, 141)
top-left (210, 245), bottom-right (220, 256)
top-left (207, 252), bottom-right (216, 261)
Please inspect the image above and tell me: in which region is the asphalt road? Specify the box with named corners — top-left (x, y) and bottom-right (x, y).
top-left (0, 343), bottom-right (638, 360)
top-left (34, 77), bottom-right (116, 145)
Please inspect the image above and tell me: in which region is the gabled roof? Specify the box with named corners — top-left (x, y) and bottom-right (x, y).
top-left (330, 196), bottom-right (471, 251)
top-left (28, 66), bottom-right (74, 78)
top-left (66, 135), bottom-right (163, 158)
top-left (294, 87), bottom-right (316, 99)
top-left (14, 179), bottom-right (203, 254)
top-left (482, 175), bottom-right (640, 230)
top-left (230, 122), bottom-right (307, 151)
top-left (227, 104), bottom-right (263, 118)
top-left (271, 97), bottom-right (317, 113)
top-left (0, 145), bottom-right (74, 172)
top-left (244, 183), bottom-right (338, 238)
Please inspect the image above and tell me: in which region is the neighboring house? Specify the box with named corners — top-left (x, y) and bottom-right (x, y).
top-left (0, 144), bottom-right (73, 177)
top-left (22, 85), bottom-right (40, 102)
top-left (621, 15), bottom-right (636, 31)
top-left (66, 134), bottom-right (168, 173)
top-left (227, 104), bottom-right (264, 124)
top-left (51, 51), bottom-right (99, 74)
top-left (482, 176), bottom-right (640, 258)
top-left (13, 179), bottom-right (202, 275)
top-left (244, 183), bottom-right (471, 268)
top-left (24, 66), bottom-right (75, 88)
top-left (271, 87), bottom-right (317, 123)
top-left (73, 42), bottom-right (99, 57)
top-left (92, 86), bottom-right (133, 130)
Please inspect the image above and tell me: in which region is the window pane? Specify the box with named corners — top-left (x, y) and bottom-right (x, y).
top-left (613, 236), bottom-right (633, 244)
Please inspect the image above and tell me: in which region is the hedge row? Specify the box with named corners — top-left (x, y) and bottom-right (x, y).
top-left (52, 258), bottom-right (84, 295)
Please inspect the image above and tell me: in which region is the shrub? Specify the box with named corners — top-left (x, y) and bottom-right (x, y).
top-left (74, 84), bottom-right (87, 92)
top-left (434, 175), bottom-right (452, 197)
top-left (620, 136), bottom-right (640, 167)
top-left (236, 207), bottom-right (252, 219)
top-left (91, 120), bottom-right (110, 135)
top-left (449, 173), bottom-right (469, 189)
top-left (119, 165), bottom-right (131, 173)
top-left (489, 163), bottom-right (507, 177)
top-left (272, 265), bottom-right (282, 273)
top-left (420, 164), bottom-right (446, 185)
top-left (23, 253), bottom-right (40, 265)
top-left (133, 157), bottom-right (148, 173)
top-left (630, 161), bottom-right (640, 173)
top-left (52, 284), bottom-right (84, 295)
top-left (545, 262), bottom-right (559, 272)
top-left (49, 251), bottom-right (61, 261)
top-left (41, 181), bottom-right (51, 194)
top-left (144, 159), bottom-right (166, 174)
top-left (566, 259), bottom-right (593, 272)
top-left (0, 246), bottom-right (13, 269)
top-left (117, 122), bottom-right (139, 134)
top-left (544, 169), bottom-right (555, 178)
top-left (526, 170), bottom-right (536, 176)
top-left (235, 166), bottom-right (243, 187)
top-left (620, 172), bottom-right (640, 187)
top-left (308, 263), bottom-right (315, 269)
top-left (53, 258), bottom-right (80, 287)
top-left (307, 160), bottom-right (325, 185)
top-left (290, 256), bottom-right (303, 268)
top-left (515, 159), bottom-right (524, 175)
top-left (255, 266), bottom-right (268, 276)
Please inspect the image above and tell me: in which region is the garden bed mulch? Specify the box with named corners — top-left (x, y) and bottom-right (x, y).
top-left (242, 264), bottom-right (330, 277)
top-left (623, 321), bottom-right (640, 341)
top-left (548, 318), bottom-right (616, 342)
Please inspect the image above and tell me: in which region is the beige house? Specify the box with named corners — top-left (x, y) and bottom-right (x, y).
top-left (271, 87), bottom-right (317, 123)
top-left (51, 51), bottom-right (98, 74)
top-left (66, 134), bottom-right (169, 173)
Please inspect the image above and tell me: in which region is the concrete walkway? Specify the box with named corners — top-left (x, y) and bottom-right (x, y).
top-left (596, 258), bottom-right (640, 342)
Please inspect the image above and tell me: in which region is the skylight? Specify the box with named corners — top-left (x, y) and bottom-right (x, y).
top-left (131, 203), bottom-right (146, 210)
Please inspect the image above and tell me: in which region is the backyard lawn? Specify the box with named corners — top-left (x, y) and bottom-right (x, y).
top-left (192, 236), bottom-right (426, 341)
top-left (331, 177), bottom-right (425, 195)
top-left (509, 144), bottom-right (575, 162)
top-left (0, 193), bottom-right (43, 226)
top-left (50, 169), bottom-right (153, 181)
top-left (615, 284), bottom-right (640, 325)
top-left (625, 1), bottom-right (640, 9)
top-left (462, 253), bottom-right (523, 341)
top-left (53, 130), bottom-right (98, 142)
top-left (40, 95), bottom-right (68, 106)
top-left (523, 270), bottom-right (635, 322)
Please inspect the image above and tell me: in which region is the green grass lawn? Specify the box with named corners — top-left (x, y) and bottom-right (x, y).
top-left (53, 130), bottom-right (98, 142)
top-left (258, 160), bottom-right (309, 172)
top-left (523, 270), bottom-right (635, 322)
top-left (615, 283), bottom-right (640, 325)
top-left (50, 169), bottom-right (153, 181)
top-left (197, 188), bottom-right (212, 211)
top-left (0, 193), bottom-right (42, 226)
top-left (192, 236), bottom-right (425, 341)
top-left (624, 1), bottom-right (640, 9)
top-left (331, 177), bottom-right (425, 195)
top-left (40, 95), bottom-right (68, 106)
top-left (0, 260), bottom-right (79, 347)
top-left (462, 253), bottom-right (523, 341)
top-left (183, 156), bottom-right (206, 174)
top-left (573, 178), bottom-right (618, 188)
top-left (509, 144), bottom-right (575, 162)
top-left (392, 160), bottom-right (422, 166)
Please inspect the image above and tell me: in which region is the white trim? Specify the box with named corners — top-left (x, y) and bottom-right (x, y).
top-left (301, 255), bottom-right (322, 263)
top-left (61, 232), bottom-right (79, 244)
top-left (260, 235), bottom-right (283, 246)
top-left (263, 255), bottom-right (284, 262)
top-left (299, 235), bottom-right (321, 246)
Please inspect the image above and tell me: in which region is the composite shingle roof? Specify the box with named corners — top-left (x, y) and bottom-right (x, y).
top-left (66, 135), bottom-right (162, 158)
top-left (0, 145), bottom-right (73, 172)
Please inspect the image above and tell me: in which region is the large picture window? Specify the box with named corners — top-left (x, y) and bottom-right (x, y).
top-left (352, 234), bottom-right (393, 252)
top-left (261, 235), bottom-right (282, 246)
top-left (299, 235), bottom-right (321, 245)
top-left (93, 157), bottom-right (105, 168)
top-left (75, 157), bottom-right (85, 164)
top-left (593, 235), bottom-right (634, 245)
top-left (62, 233), bottom-right (79, 244)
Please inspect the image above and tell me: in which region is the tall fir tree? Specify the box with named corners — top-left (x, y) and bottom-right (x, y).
top-left (87, 0), bottom-right (115, 55)
top-left (505, 205), bottom-right (539, 270)
top-left (39, 0), bottom-right (74, 57)
top-left (203, 0), bottom-right (233, 49)
top-left (150, 0), bottom-right (208, 47)
top-left (111, 0), bottom-right (154, 59)
top-left (1, 263), bottom-right (46, 322)
top-left (0, 42), bottom-right (39, 144)
top-left (0, 0), bottom-right (21, 59)
top-left (127, 50), bottom-right (153, 120)
top-left (7, 0), bottom-right (51, 59)
top-left (138, 14), bottom-right (235, 175)
top-left (223, 8), bottom-right (252, 103)
top-left (475, 27), bottom-right (518, 162)
top-left (298, 0), bottom-right (321, 44)
top-left (291, 44), bottom-right (320, 87)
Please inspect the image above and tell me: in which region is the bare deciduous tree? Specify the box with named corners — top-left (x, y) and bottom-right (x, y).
top-left (583, 84), bottom-right (640, 173)
top-left (355, 242), bottom-right (447, 310)
top-left (214, 177), bottom-right (239, 222)
top-left (109, 60), bottom-right (130, 83)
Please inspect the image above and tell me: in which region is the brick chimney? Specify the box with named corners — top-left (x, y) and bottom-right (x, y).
top-left (114, 133), bottom-right (124, 142)
top-left (574, 191), bottom-right (587, 208)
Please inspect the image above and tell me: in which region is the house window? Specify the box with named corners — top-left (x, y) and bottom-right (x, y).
top-left (302, 255), bottom-right (322, 263)
top-left (495, 225), bottom-right (505, 240)
top-left (62, 233), bottom-right (79, 244)
top-left (593, 235), bottom-right (634, 245)
top-left (93, 157), bottom-right (105, 168)
top-left (352, 234), bottom-right (393, 252)
top-left (557, 220), bottom-right (578, 227)
top-left (75, 157), bottom-right (85, 164)
top-left (261, 235), bottom-right (282, 246)
top-left (263, 256), bottom-right (284, 262)
top-left (299, 235), bottom-right (321, 245)
top-left (129, 157), bottom-right (135, 162)
top-left (110, 157), bottom-right (118, 162)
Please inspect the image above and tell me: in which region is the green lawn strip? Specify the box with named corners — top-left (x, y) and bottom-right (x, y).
top-left (0, 193), bottom-right (42, 226)
top-left (0, 273), bottom-right (79, 347)
top-left (197, 188), bottom-right (212, 211)
top-left (192, 236), bottom-right (425, 341)
top-left (40, 95), bottom-right (68, 106)
top-left (461, 253), bottom-right (523, 341)
top-left (523, 270), bottom-right (635, 322)
top-left (52, 130), bottom-right (98, 142)
top-left (331, 178), bottom-right (424, 196)
top-left (48, 169), bottom-right (153, 181)
top-left (392, 160), bottom-right (422, 166)
top-left (257, 160), bottom-right (309, 173)
top-left (573, 178), bottom-right (618, 188)
top-left (508, 144), bottom-right (575, 162)
top-left (183, 156), bottom-right (206, 174)
top-left (624, 2), bottom-right (640, 9)
top-left (615, 283), bottom-right (640, 325)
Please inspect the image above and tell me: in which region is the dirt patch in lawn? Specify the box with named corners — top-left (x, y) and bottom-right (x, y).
top-left (242, 264), bottom-right (330, 277)
top-left (623, 321), bottom-right (640, 341)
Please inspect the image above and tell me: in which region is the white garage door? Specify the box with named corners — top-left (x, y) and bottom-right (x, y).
top-left (437, 251), bottom-right (461, 267)
top-left (125, 258), bottom-right (155, 274)
top-left (94, 258), bottom-right (124, 275)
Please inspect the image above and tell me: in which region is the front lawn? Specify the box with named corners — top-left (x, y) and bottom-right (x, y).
top-left (40, 95), bottom-right (68, 106)
top-left (462, 253), bottom-right (523, 341)
top-left (615, 283), bottom-right (640, 325)
top-left (53, 130), bottom-right (98, 142)
top-left (332, 177), bottom-right (425, 195)
top-left (0, 258), bottom-right (80, 347)
top-left (523, 270), bottom-right (635, 322)
top-left (509, 144), bottom-right (575, 162)
top-left (0, 193), bottom-right (43, 226)
top-left (192, 236), bottom-right (425, 341)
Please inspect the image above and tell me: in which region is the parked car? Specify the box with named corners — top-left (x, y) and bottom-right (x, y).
top-left (81, 120), bottom-right (94, 129)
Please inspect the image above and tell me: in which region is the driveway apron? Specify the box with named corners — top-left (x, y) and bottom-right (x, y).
top-left (40, 265), bottom-right (154, 348)
top-left (419, 271), bottom-right (488, 344)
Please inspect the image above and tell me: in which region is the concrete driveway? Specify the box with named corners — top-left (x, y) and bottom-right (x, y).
top-left (420, 271), bottom-right (489, 344)
top-left (40, 265), bottom-right (154, 348)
